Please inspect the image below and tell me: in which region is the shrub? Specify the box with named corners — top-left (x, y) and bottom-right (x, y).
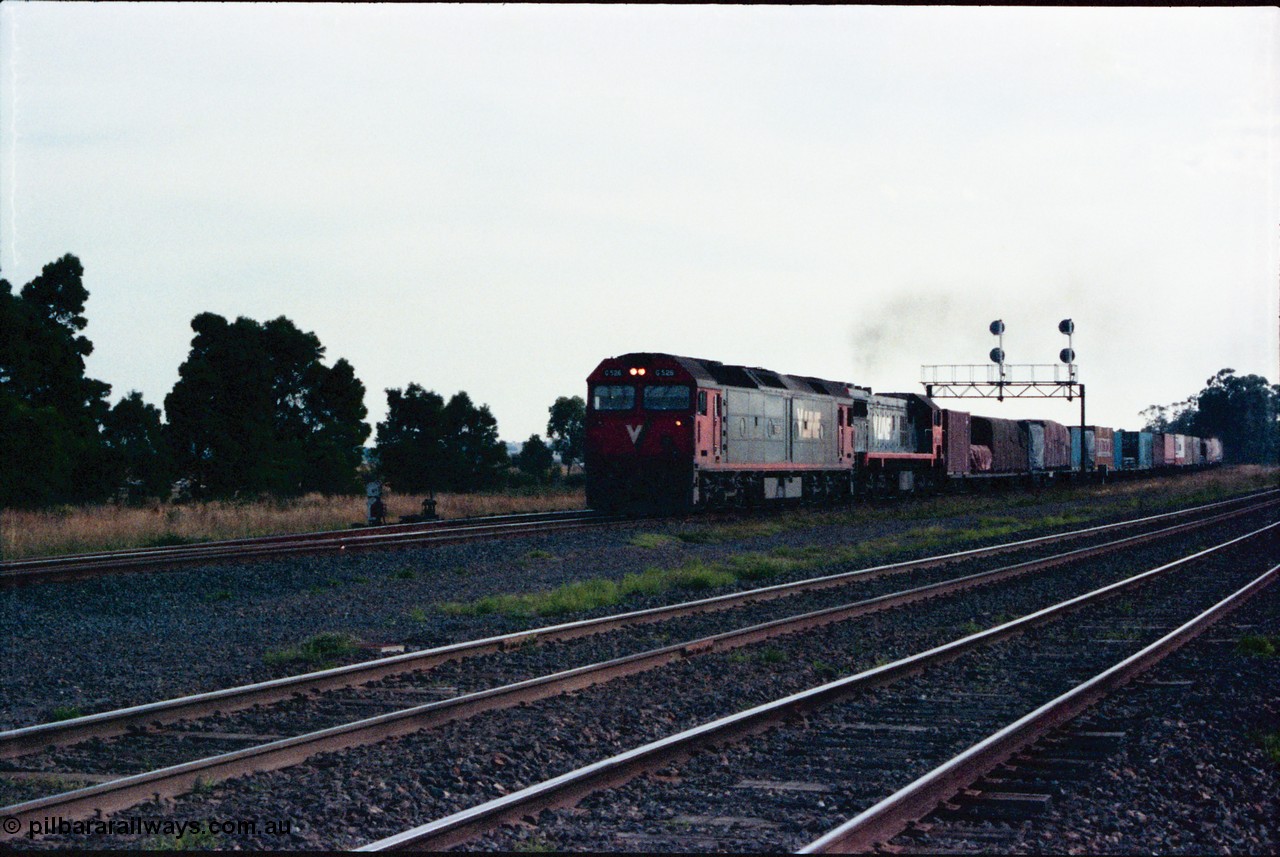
top-left (263, 632), bottom-right (358, 668)
top-left (1238, 634), bottom-right (1277, 657)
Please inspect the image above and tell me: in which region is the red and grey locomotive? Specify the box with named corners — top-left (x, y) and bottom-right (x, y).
top-left (584, 352), bottom-right (1222, 513)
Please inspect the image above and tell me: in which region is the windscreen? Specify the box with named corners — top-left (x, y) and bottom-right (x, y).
top-left (592, 385), bottom-right (635, 411)
top-left (643, 385), bottom-right (691, 411)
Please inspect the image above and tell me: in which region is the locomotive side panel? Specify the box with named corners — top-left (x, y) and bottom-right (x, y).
top-left (790, 396), bottom-right (838, 466)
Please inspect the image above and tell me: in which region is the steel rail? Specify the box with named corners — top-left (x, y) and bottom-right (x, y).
top-left (5, 524), bottom-right (1274, 844)
top-left (3, 508), bottom-right (598, 566)
top-left (0, 511), bottom-right (618, 586)
top-left (4, 517), bottom-right (1274, 841)
top-left (800, 560), bottom-right (1280, 853)
top-left (2, 495), bottom-right (1273, 759)
top-left (5, 488), bottom-right (1274, 586)
top-left (350, 521), bottom-right (1279, 851)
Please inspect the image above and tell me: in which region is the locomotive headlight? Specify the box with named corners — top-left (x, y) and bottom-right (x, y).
top-left (675, 420), bottom-right (683, 426)
top-left (638, 368), bottom-right (646, 375)
top-left (629, 368), bottom-right (637, 376)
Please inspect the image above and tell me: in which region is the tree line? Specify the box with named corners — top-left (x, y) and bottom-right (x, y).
top-left (1, 253), bottom-right (585, 509)
top-left (1141, 368), bottom-right (1279, 465)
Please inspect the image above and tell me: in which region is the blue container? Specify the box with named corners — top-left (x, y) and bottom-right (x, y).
top-left (1070, 426), bottom-right (1095, 470)
top-left (1113, 429), bottom-right (1126, 471)
top-left (1120, 430), bottom-right (1155, 470)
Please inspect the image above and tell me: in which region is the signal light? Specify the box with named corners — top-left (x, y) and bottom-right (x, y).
top-left (989, 347), bottom-right (1005, 364)
top-left (1060, 348), bottom-right (1075, 363)
top-left (1059, 318), bottom-right (1074, 335)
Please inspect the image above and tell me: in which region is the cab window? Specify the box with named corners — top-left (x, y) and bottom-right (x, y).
top-left (643, 385), bottom-right (691, 411)
top-left (593, 385), bottom-right (635, 411)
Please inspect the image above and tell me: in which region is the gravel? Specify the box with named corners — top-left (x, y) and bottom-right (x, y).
top-left (0, 488), bottom-right (1264, 729)
top-left (10, 506), bottom-right (1275, 851)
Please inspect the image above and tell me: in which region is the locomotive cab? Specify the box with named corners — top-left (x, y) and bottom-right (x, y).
top-left (585, 354), bottom-right (701, 513)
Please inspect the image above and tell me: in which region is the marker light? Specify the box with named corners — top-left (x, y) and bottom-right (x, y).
top-left (675, 420), bottom-right (682, 426)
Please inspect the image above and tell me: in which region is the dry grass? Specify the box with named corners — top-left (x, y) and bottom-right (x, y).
top-left (1, 489), bottom-right (586, 560)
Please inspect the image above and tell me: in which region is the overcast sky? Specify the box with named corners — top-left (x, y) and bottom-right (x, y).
top-left (2, 4), bottom-right (1276, 443)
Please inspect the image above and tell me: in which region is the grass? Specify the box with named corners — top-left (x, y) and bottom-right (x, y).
top-left (142, 826), bottom-right (221, 851)
top-left (674, 520), bottom-right (786, 544)
top-left (1238, 634), bottom-right (1277, 657)
top-left (512, 836), bottom-right (558, 853)
top-left (725, 647), bottom-right (789, 665)
top-left (436, 560), bottom-right (737, 619)
top-left (429, 469), bottom-right (1278, 621)
top-left (263, 632), bottom-right (359, 668)
top-left (811, 660), bottom-right (840, 679)
top-left (1261, 733), bottom-right (1280, 764)
top-left (1, 488), bottom-right (586, 560)
top-left (630, 533), bottom-right (678, 549)
top-left (50, 705), bottom-right (83, 722)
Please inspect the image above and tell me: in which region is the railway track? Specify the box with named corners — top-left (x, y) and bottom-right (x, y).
top-left (2, 491), bottom-right (1272, 755)
top-left (357, 522), bottom-right (1278, 852)
top-left (2, 496), bottom-right (1275, 848)
top-left (0, 509), bottom-right (614, 586)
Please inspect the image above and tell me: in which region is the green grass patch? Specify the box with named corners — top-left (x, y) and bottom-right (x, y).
top-left (523, 549), bottom-right (557, 561)
top-left (263, 632), bottom-right (359, 668)
top-left (723, 553), bottom-right (803, 581)
top-left (50, 705), bottom-right (83, 722)
top-left (391, 568), bottom-right (416, 580)
top-left (406, 607), bottom-right (428, 622)
top-left (726, 646), bottom-right (788, 665)
top-left (675, 520), bottom-right (785, 544)
top-left (630, 533), bottom-right (679, 549)
top-left (655, 560), bottom-right (737, 592)
top-left (142, 826), bottom-right (221, 851)
top-left (1238, 634), bottom-right (1277, 657)
top-left (758, 646), bottom-right (788, 664)
top-left (811, 660), bottom-right (840, 679)
top-left (426, 476), bottom-right (1279, 622)
top-left (512, 835), bottom-right (558, 853)
top-left (1261, 733), bottom-right (1280, 764)
top-left (429, 511), bottom-right (1094, 621)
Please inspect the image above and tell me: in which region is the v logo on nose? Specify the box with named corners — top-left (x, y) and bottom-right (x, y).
top-left (626, 424), bottom-right (644, 445)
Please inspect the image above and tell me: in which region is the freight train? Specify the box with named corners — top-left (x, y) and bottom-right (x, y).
top-left (584, 352), bottom-right (1223, 513)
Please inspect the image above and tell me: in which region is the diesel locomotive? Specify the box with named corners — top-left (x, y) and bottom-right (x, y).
top-left (584, 352), bottom-right (1222, 513)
